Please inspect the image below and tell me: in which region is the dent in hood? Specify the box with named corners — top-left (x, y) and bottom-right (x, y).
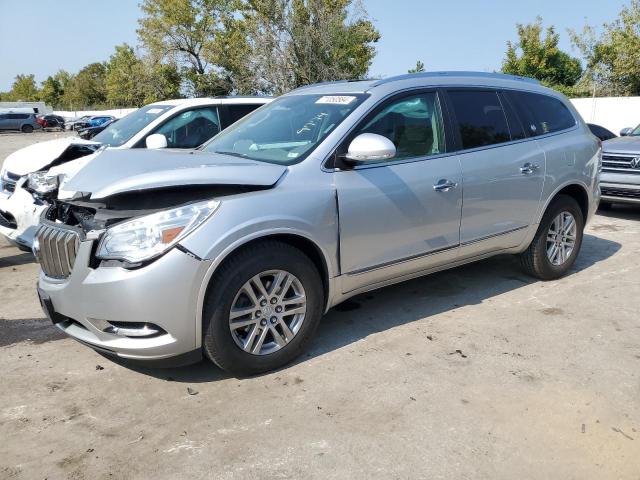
top-left (2, 137), bottom-right (100, 176)
top-left (61, 148), bottom-right (288, 200)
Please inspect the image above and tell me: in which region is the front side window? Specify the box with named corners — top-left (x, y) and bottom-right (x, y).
top-left (507, 91), bottom-right (576, 136)
top-left (151, 107), bottom-right (220, 148)
top-left (448, 90), bottom-right (511, 149)
top-left (353, 92), bottom-right (446, 161)
top-left (93, 104), bottom-right (173, 147)
top-left (225, 104), bottom-right (263, 126)
top-left (202, 94), bottom-right (368, 165)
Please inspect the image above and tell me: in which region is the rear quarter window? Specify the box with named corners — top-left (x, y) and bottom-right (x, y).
top-left (506, 91), bottom-right (576, 136)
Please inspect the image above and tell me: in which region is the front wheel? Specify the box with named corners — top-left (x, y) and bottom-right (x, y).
top-left (202, 241), bottom-right (324, 376)
top-left (520, 195), bottom-right (584, 280)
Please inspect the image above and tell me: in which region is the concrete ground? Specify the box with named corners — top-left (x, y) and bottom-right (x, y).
top-left (0, 133), bottom-right (639, 480)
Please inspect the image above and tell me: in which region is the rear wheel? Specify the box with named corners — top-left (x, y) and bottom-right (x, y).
top-left (520, 195), bottom-right (584, 280)
top-left (21, 124), bottom-right (33, 133)
top-left (202, 241), bottom-right (324, 376)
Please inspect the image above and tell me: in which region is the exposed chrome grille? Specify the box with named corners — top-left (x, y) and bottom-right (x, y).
top-left (602, 154), bottom-right (640, 174)
top-left (35, 222), bottom-right (81, 278)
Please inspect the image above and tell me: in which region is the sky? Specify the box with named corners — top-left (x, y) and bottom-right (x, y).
top-left (0, 0), bottom-right (628, 91)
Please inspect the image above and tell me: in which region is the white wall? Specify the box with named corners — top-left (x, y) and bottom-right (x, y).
top-left (570, 97), bottom-right (640, 136)
top-left (53, 108), bottom-right (137, 120)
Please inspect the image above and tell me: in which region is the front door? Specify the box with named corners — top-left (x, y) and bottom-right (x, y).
top-left (335, 90), bottom-right (463, 293)
top-left (445, 89), bottom-right (545, 251)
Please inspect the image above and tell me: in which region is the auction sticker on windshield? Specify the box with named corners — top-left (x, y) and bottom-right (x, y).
top-left (316, 96), bottom-right (357, 105)
top-left (147, 108), bottom-right (166, 114)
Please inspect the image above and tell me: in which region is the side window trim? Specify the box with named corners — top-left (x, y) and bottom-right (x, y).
top-left (330, 88), bottom-right (454, 170)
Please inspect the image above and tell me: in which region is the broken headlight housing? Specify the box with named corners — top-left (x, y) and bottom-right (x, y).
top-left (27, 171), bottom-right (59, 194)
top-left (96, 200), bottom-right (220, 263)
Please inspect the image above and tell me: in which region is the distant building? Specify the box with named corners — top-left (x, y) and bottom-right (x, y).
top-left (0, 101), bottom-right (52, 114)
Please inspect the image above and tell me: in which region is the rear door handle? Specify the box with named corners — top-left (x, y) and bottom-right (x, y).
top-left (433, 179), bottom-right (458, 192)
top-left (520, 163), bottom-right (540, 175)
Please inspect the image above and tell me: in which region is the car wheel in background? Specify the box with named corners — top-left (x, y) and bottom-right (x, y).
top-left (21, 124), bottom-right (34, 133)
top-left (202, 241), bottom-right (324, 376)
top-left (520, 194), bottom-right (584, 280)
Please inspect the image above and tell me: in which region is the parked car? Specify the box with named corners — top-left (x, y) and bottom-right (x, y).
top-left (599, 123), bottom-right (640, 208)
top-left (0, 112), bottom-right (42, 133)
top-left (71, 115), bottom-right (115, 131)
top-left (77, 118), bottom-right (118, 140)
top-left (0, 96), bottom-right (272, 250)
top-left (588, 123), bottom-right (616, 142)
top-left (36, 114), bottom-right (66, 130)
top-left (33, 72), bottom-right (600, 375)
top-left (64, 115), bottom-right (92, 131)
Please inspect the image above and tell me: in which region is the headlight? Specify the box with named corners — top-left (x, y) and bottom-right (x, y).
top-left (96, 200), bottom-right (220, 263)
top-left (28, 171), bottom-right (59, 194)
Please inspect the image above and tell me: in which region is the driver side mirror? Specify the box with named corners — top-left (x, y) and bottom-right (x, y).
top-left (343, 133), bottom-right (396, 166)
top-left (145, 133), bottom-right (168, 149)
top-left (620, 127), bottom-right (633, 137)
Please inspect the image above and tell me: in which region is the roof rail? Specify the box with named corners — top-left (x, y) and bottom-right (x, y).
top-left (371, 71), bottom-right (540, 87)
top-left (208, 95), bottom-right (275, 99)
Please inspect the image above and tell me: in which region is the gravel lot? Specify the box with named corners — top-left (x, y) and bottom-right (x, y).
top-left (1, 132), bottom-right (639, 479)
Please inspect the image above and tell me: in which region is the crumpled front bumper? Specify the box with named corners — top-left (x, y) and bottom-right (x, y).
top-left (37, 239), bottom-right (213, 363)
top-left (0, 185), bottom-right (46, 250)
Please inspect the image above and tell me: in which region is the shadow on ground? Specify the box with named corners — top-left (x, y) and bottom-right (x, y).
top-left (0, 251), bottom-right (35, 268)
top-left (117, 233), bottom-right (619, 383)
top-left (596, 203), bottom-right (640, 221)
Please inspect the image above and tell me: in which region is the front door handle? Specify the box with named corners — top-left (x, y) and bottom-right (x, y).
top-left (520, 163), bottom-right (540, 175)
top-left (433, 179), bottom-right (458, 192)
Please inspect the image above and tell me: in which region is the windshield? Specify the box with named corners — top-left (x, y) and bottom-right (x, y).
top-left (92, 104), bottom-right (173, 147)
top-left (630, 125), bottom-right (640, 136)
top-left (202, 94), bottom-right (368, 164)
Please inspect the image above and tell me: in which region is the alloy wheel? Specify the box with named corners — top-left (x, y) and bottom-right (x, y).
top-left (546, 211), bottom-right (577, 266)
top-left (229, 270), bottom-right (307, 355)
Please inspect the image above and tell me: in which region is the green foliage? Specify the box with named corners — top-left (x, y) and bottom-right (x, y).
top-left (408, 60), bottom-right (425, 74)
top-left (571, 0), bottom-right (640, 96)
top-left (61, 63), bottom-right (107, 109)
top-left (5, 74), bottom-right (40, 101)
top-left (502, 17), bottom-right (582, 89)
top-left (40, 76), bottom-right (63, 108)
top-left (105, 44), bottom-right (148, 107)
top-left (241, 0), bottom-right (380, 94)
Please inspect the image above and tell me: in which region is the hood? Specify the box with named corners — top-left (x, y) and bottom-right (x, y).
top-left (2, 137), bottom-right (100, 176)
top-left (603, 135), bottom-right (640, 154)
top-left (61, 148), bottom-right (288, 200)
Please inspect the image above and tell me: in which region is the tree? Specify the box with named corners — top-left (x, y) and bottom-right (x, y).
top-left (408, 60), bottom-right (425, 74)
top-left (502, 17), bottom-right (582, 90)
top-left (61, 63), bottom-right (107, 109)
top-left (571, 0), bottom-right (640, 96)
top-left (40, 76), bottom-right (63, 107)
top-left (142, 61), bottom-right (182, 103)
top-left (240, 0), bottom-right (380, 95)
top-left (105, 44), bottom-right (148, 107)
top-left (6, 74), bottom-right (40, 101)
top-left (137, 0), bottom-right (235, 96)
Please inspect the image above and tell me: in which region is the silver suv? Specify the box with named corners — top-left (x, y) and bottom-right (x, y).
top-left (599, 126), bottom-right (640, 207)
top-left (35, 72), bottom-right (600, 375)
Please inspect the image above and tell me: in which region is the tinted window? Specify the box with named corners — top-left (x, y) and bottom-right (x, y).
top-left (448, 90), bottom-right (511, 149)
top-left (0, 114), bottom-right (7, 120)
top-left (354, 92), bottom-right (446, 160)
top-left (507, 91), bottom-right (575, 136)
top-left (226, 104), bottom-right (262, 125)
top-left (8, 114), bottom-right (29, 119)
top-left (152, 107), bottom-right (221, 148)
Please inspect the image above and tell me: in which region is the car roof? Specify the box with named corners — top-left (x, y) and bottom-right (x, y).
top-left (147, 96), bottom-right (274, 108)
top-left (286, 71), bottom-right (553, 97)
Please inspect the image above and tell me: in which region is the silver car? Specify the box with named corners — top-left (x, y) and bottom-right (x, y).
top-left (35, 72), bottom-right (600, 375)
top-left (599, 126), bottom-right (640, 207)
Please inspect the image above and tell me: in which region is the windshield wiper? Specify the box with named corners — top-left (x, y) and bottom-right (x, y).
top-left (213, 150), bottom-right (250, 159)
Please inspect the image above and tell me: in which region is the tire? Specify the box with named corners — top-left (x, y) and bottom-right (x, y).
top-left (202, 241), bottom-right (324, 376)
top-left (520, 194), bottom-right (584, 280)
top-left (21, 124), bottom-right (33, 133)
top-left (598, 200), bottom-right (612, 211)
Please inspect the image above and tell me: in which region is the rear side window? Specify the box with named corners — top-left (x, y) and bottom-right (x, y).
top-left (506, 91), bottom-right (575, 136)
top-left (8, 114), bottom-right (29, 119)
top-left (448, 90), bottom-right (511, 149)
top-left (225, 104), bottom-right (262, 126)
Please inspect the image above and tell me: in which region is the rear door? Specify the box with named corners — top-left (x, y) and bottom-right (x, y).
top-left (0, 114), bottom-right (9, 130)
top-left (335, 90), bottom-right (463, 292)
top-left (444, 88), bottom-right (546, 252)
